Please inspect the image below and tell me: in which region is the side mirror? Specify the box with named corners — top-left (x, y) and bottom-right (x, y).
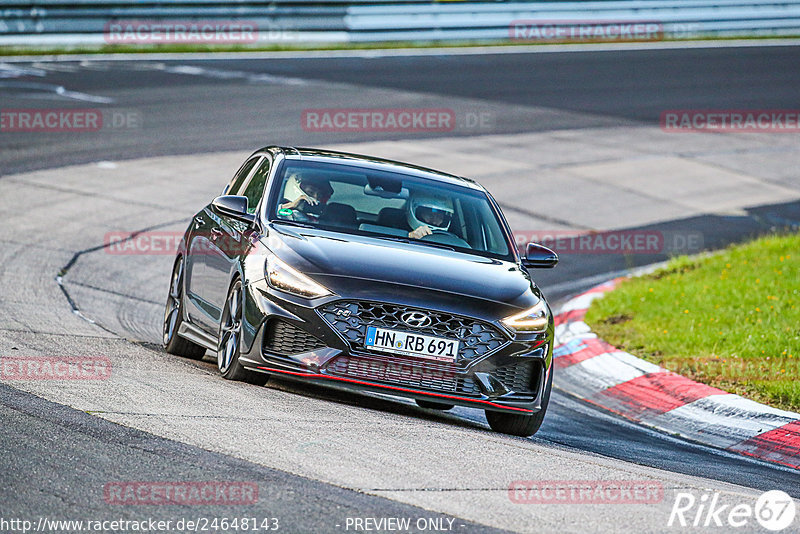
top-left (522, 243), bottom-right (558, 269)
top-left (211, 195), bottom-right (255, 223)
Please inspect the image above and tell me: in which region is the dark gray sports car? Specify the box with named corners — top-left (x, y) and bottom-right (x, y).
top-left (163, 146), bottom-right (558, 436)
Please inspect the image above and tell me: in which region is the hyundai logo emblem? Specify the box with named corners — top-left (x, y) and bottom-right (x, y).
top-left (401, 311), bottom-right (432, 328)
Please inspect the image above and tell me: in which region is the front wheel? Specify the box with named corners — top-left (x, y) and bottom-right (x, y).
top-left (163, 256), bottom-right (207, 359)
top-left (218, 279), bottom-right (268, 386)
top-left (485, 368), bottom-right (552, 437)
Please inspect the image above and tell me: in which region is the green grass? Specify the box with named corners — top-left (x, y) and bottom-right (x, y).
top-left (2, 34), bottom-right (799, 56)
top-left (0, 40), bottom-right (552, 57)
top-left (0, 41), bottom-right (484, 56)
top-left (584, 231), bottom-right (800, 412)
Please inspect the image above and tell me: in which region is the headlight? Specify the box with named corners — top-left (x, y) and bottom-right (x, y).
top-left (501, 299), bottom-right (550, 333)
top-left (266, 255), bottom-right (331, 299)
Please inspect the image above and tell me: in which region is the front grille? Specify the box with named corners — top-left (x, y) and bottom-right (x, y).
top-left (325, 354), bottom-right (479, 395)
top-left (493, 362), bottom-right (539, 395)
top-left (262, 319), bottom-right (326, 356)
top-left (317, 301), bottom-right (508, 364)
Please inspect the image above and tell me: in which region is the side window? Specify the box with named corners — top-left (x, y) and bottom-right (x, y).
top-left (225, 156), bottom-right (261, 195)
top-left (240, 158), bottom-right (271, 214)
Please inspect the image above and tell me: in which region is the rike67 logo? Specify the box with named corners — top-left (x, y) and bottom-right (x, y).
top-left (669, 490), bottom-right (796, 531)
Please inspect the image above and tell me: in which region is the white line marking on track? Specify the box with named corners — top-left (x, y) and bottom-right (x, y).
top-left (0, 81), bottom-right (114, 103)
top-left (0, 62), bottom-right (46, 78)
top-left (151, 63), bottom-right (308, 85)
top-left (2, 38), bottom-right (800, 63)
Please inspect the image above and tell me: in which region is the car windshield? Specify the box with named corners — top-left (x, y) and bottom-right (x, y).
top-left (266, 159), bottom-right (514, 261)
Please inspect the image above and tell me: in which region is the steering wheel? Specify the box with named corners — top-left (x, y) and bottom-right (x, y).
top-left (421, 230), bottom-right (471, 248)
top-left (288, 209), bottom-right (315, 223)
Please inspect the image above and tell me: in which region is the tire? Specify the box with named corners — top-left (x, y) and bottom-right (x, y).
top-left (416, 399), bottom-right (455, 410)
top-left (163, 256), bottom-right (207, 359)
top-left (217, 279), bottom-right (268, 386)
top-left (485, 368), bottom-right (552, 437)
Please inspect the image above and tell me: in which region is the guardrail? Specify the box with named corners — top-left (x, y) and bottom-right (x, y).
top-left (1, 0), bottom-right (800, 46)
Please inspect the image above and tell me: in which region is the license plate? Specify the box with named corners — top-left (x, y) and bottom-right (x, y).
top-left (364, 326), bottom-right (459, 362)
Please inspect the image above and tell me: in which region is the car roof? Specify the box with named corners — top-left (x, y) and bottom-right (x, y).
top-left (253, 146), bottom-right (486, 191)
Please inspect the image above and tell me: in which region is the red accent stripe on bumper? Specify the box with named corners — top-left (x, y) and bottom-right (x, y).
top-left (256, 366), bottom-right (535, 413)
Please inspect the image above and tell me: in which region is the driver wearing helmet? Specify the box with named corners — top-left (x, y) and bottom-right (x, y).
top-left (406, 191), bottom-right (455, 240)
top-left (280, 172), bottom-right (333, 218)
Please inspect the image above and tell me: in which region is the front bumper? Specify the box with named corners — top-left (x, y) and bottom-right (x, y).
top-left (239, 284), bottom-right (553, 414)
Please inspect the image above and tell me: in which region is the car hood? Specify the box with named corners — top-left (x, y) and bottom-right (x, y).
top-left (263, 224), bottom-right (536, 307)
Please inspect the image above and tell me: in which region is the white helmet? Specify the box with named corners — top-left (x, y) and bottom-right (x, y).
top-left (406, 191), bottom-right (454, 231)
top-left (283, 172), bottom-right (333, 204)
top-left (283, 173), bottom-right (305, 204)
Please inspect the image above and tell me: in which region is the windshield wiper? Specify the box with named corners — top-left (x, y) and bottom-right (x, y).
top-left (272, 221), bottom-right (457, 252)
top-left (374, 235), bottom-right (456, 252)
top-left (271, 219), bottom-right (315, 230)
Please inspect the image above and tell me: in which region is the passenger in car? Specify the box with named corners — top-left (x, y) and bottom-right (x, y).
top-left (279, 172), bottom-right (334, 219)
